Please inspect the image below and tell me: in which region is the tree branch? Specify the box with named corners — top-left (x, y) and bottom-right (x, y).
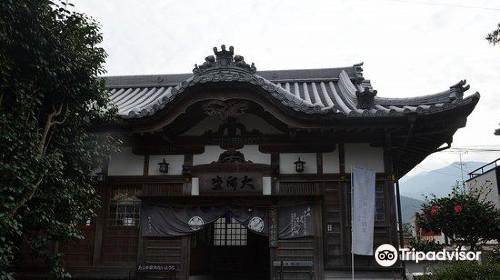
top-left (38, 103), bottom-right (65, 155)
top-left (10, 175), bottom-right (45, 217)
top-left (11, 103), bottom-right (66, 216)
top-left (52, 106), bottom-right (69, 126)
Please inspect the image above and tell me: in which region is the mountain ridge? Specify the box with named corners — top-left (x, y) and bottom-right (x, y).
top-left (400, 161), bottom-right (486, 200)
top-left (398, 161), bottom-right (486, 223)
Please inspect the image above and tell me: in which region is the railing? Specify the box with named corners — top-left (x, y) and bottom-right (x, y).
top-left (468, 158), bottom-right (500, 179)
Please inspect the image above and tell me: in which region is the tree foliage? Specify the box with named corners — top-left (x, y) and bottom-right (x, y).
top-left (416, 261), bottom-right (500, 280)
top-left (416, 187), bottom-right (500, 251)
top-left (486, 23), bottom-right (500, 45)
top-left (408, 236), bottom-right (444, 253)
top-left (0, 0), bottom-right (119, 278)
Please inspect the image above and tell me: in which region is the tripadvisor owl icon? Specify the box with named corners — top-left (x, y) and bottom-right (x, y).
top-left (375, 244), bottom-right (398, 267)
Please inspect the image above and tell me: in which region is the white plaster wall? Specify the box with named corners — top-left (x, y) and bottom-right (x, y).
top-left (193, 146), bottom-right (225, 165)
top-left (148, 155), bottom-right (184, 175)
top-left (240, 145), bottom-right (271, 164)
top-left (344, 143), bottom-right (385, 173)
top-left (191, 178), bottom-right (199, 196)
top-left (279, 153), bottom-right (317, 174)
top-left (323, 148), bottom-right (340, 173)
top-left (263, 177), bottom-right (272, 195)
top-left (107, 147), bottom-right (144, 176)
top-left (468, 168), bottom-right (500, 209)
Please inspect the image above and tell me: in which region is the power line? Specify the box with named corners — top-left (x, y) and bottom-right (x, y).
top-left (441, 147), bottom-right (500, 153)
top-left (360, 0), bottom-right (500, 11)
top-left (450, 145), bottom-right (500, 148)
top-left (445, 149), bottom-right (500, 153)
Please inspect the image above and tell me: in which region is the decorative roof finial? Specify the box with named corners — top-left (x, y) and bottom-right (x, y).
top-left (449, 80), bottom-right (469, 101)
top-left (193, 45), bottom-right (256, 75)
top-left (353, 62), bottom-right (364, 85)
top-left (356, 87), bottom-right (377, 109)
top-left (213, 45), bottom-right (234, 66)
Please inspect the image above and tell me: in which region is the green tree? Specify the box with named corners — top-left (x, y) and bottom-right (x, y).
top-left (487, 24), bottom-right (500, 135)
top-left (0, 1), bottom-right (119, 278)
top-left (416, 187), bottom-right (500, 251)
top-left (486, 23), bottom-right (500, 45)
top-left (417, 261), bottom-right (500, 280)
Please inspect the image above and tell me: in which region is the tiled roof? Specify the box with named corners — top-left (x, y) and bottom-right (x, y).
top-left (104, 46), bottom-right (479, 119)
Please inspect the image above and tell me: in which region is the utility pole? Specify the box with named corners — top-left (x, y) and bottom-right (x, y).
top-left (458, 152), bottom-right (469, 193)
top-left (459, 153), bottom-right (464, 183)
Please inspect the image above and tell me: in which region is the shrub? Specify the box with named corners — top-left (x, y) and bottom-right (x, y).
top-left (416, 186), bottom-right (500, 251)
top-left (416, 261), bottom-right (500, 280)
top-left (408, 237), bottom-right (443, 253)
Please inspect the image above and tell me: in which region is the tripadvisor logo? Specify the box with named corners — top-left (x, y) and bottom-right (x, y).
top-left (375, 244), bottom-right (398, 267)
top-left (374, 244), bottom-right (482, 266)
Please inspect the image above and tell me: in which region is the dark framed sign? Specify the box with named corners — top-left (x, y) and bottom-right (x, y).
top-left (269, 207), bottom-right (278, 247)
top-left (199, 172), bottom-right (263, 194)
top-left (137, 264), bottom-right (176, 272)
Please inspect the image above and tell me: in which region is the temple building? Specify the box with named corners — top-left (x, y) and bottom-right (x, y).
top-left (31, 46), bottom-right (479, 279)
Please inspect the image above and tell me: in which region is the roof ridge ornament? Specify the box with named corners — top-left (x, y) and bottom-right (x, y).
top-left (193, 45), bottom-right (257, 75)
top-left (353, 62), bottom-right (364, 85)
top-left (355, 87), bottom-right (377, 109)
top-left (449, 79), bottom-right (470, 101)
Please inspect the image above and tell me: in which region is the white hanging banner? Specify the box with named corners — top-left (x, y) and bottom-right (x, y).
top-left (352, 167), bottom-right (376, 256)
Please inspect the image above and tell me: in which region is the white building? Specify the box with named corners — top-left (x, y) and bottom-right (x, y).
top-left (467, 158), bottom-right (500, 210)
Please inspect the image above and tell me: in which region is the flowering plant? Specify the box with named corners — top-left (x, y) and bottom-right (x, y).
top-left (417, 186), bottom-right (500, 251)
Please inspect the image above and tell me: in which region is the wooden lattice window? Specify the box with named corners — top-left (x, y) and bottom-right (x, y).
top-left (108, 185), bottom-right (142, 226)
top-left (375, 183), bottom-right (385, 221)
top-left (213, 218), bottom-right (247, 246)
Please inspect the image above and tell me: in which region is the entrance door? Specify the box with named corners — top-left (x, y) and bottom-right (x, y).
top-left (189, 217), bottom-right (270, 280)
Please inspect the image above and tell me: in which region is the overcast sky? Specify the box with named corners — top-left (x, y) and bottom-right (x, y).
top-left (70, 0), bottom-right (500, 181)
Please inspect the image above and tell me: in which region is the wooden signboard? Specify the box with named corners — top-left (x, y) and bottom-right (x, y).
top-left (269, 207), bottom-right (278, 247)
top-left (199, 172), bottom-right (262, 195)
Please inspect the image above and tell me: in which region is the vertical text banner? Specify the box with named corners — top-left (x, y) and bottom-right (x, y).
top-left (352, 167), bottom-right (376, 255)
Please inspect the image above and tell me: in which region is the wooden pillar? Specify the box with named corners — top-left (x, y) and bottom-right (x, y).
top-left (314, 200), bottom-right (324, 280)
top-left (338, 143), bottom-right (345, 174)
top-left (271, 153), bottom-right (279, 195)
top-left (384, 131), bottom-right (405, 276)
top-left (143, 154), bottom-right (150, 175)
top-left (395, 179), bottom-right (406, 277)
top-left (269, 206), bottom-right (278, 280)
top-left (316, 152), bottom-right (323, 174)
top-left (92, 158), bottom-right (109, 266)
top-left (181, 235), bottom-right (191, 280)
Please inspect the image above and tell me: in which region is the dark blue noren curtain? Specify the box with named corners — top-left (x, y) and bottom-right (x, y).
top-left (141, 203), bottom-right (314, 239)
top-left (141, 203), bottom-right (224, 237)
top-left (231, 205), bottom-right (269, 236)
